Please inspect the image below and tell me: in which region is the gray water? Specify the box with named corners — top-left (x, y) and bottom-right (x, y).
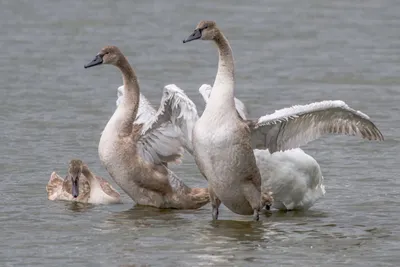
top-left (1, 0), bottom-right (399, 266)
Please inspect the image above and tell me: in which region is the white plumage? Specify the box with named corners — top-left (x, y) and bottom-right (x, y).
top-left (117, 84), bottom-right (330, 210)
top-left (252, 100), bottom-right (383, 153)
top-left (117, 82), bottom-right (383, 210)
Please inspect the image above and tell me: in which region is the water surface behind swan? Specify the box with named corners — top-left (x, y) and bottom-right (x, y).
top-left (1, 0), bottom-right (399, 266)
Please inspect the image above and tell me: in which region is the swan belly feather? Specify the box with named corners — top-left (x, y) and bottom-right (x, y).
top-left (193, 117), bottom-right (258, 215)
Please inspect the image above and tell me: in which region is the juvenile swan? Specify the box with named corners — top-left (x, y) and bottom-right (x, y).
top-left (199, 85), bottom-right (324, 211)
top-left (84, 46), bottom-right (209, 209)
top-left (46, 159), bottom-right (121, 204)
top-left (183, 21), bottom-right (383, 220)
top-left (118, 84), bottom-right (324, 211)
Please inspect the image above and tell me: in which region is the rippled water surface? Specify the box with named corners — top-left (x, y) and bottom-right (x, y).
top-left (1, 0), bottom-right (399, 266)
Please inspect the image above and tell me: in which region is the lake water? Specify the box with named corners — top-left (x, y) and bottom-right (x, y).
top-left (1, 0), bottom-right (399, 266)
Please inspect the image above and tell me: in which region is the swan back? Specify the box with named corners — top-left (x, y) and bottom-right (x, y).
top-left (255, 149), bottom-right (325, 211)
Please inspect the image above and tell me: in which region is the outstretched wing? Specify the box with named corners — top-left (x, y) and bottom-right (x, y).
top-left (117, 84), bottom-right (199, 163)
top-left (249, 100), bottom-right (383, 153)
top-left (138, 84), bottom-right (199, 157)
top-left (198, 84), bottom-right (249, 120)
top-left (46, 172), bottom-right (64, 200)
top-left (95, 176), bottom-right (122, 200)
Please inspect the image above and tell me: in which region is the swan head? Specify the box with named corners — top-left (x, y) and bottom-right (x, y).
top-left (183, 20), bottom-right (218, 43)
top-left (84, 46), bottom-right (122, 68)
top-left (68, 159), bottom-right (83, 198)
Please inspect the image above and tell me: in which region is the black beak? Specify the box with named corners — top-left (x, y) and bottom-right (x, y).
top-left (183, 29), bottom-right (202, 43)
top-left (72, 178), bottom-right (79, 198)
top-left (84, 54), bottom-right (103, 68)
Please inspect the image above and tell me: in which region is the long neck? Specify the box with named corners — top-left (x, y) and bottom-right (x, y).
top-left (207, 30), bottom-right (236, 113)
top-left (116, 56), bottom-right (140, 136)
top-left (81, 165), bottom-right (97, 185)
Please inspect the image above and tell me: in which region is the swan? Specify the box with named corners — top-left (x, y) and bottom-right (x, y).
top-left (182, 20), bottom-right (383, 220)
top-left (117, 83), bottom-right (325, 211)
top-left (84, 46), bottom-right (209, 209)
top-left (46, 159), bottom-right (122, 204)
top-left (199, 84), bottom-right (325, 211)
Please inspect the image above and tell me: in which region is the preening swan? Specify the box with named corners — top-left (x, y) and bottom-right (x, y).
top-left (183, 20), bottom-right (383, 220)
top-left (84, 46), bottom-right (209, 209)
top-left (118, 84), bottom-right (325, 211)
top-left (46, 159), bottom-right (121, 204)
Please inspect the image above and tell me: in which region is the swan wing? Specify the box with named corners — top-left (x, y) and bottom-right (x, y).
top-left (249, 100), bottom-right (384, 153)
top-left (95, 176), bottom-right (121, 199)
top-left (131, 84), bottom-right (199, 164)
top-left (198, 84), bottom-right (249, 120)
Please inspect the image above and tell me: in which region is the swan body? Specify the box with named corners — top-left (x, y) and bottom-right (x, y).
top-left (46, 159), bottom-right (121, 204)
top-left (85, 46), bottom-right (209, 209)
top-left (118, 84), bottom-right (326, 211)
top-left (199, 84), bottom-right (325, 210)
top-left (182, 21), bottom-right (383, 220)
top-left (254, 149), bottom-right (324, 210)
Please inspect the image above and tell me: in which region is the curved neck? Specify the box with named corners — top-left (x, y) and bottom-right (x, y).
top-left (116, 56), bottom-right (140, 135)
top-left (207, 30), bottom-right (236, 113)
top-left (81, 165), bottom-right (97, 184)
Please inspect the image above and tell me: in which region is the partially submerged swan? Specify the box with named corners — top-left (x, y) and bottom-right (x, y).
top-left (183, 20), bottom-right (383, 220)
top-left (84, 46), bottom-right (209, 209)
top-left (117, 84), bottom-right (325, 211)
top-left (46, 159), bottom-right (121, 204)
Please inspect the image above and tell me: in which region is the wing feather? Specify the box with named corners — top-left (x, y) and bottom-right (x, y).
top-left (250, 100), bottom-right (383, 153)
top-left (116, 84), bottom-right (199, 164)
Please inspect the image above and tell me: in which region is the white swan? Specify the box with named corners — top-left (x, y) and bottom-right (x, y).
top-left (46, 159), bottom-right (122, 204)
top-left (199, 84), bottom-right (325, 211)
top-left (84, 46), bottom-right (209, 209)
top-left (118, 83), bottom-right (325, 211)
top-left (182, 20), bottom-right (383, 220)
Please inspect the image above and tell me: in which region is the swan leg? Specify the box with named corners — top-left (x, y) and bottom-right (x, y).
top-left (212, 206), bottom-right (219, 220)
top-left (253, 209), bottom-right (259, 221)
top-left (242, 182), bottom-right (262, 221)
top-left (209, 186), bottom-right (221, 220)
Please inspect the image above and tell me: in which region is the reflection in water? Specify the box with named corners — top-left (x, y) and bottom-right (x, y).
top-left (103, 205), bottom-right (193, 229)
top-left (205, 220), bottom-right (266, 242)
top-left (195, 210), bottom-right (333, 246)
top-left (64, 201), bottom-right (94, 212)
top-left (265, 209), bottom-right (330, 220)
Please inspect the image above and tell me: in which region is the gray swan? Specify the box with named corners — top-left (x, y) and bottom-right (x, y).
top-left (47, 159), bottom-right (121, 204)
top-left (84, 46), bottom-right (209, 209)
top-left (117, 83), bottom-right (325, 211)
top-left (182, 20), bottom-right (383, 220)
